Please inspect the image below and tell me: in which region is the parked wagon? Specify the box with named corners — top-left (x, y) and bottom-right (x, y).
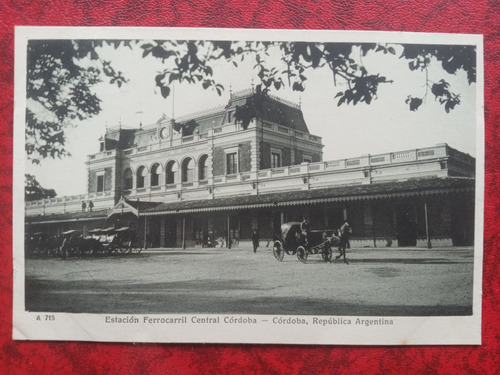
top-left (114, 227), bottom-right (142, 254)
top-left (60, 230), bottom-right (92, 258)
top-left (273, 222), bottom-right (339, 263)
top-left (26, 232), bottom-right (49, 257)
top-left (89, 227), bottom-right (142, 255)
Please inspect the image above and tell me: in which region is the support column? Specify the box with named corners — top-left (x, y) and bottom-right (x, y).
top-left (143, 216), bottom-right (148, 249)
top-left (227, 214), bottom-right (231, 249)
top-left (424, 201), bottom-right (432, 249)
top-left (160, 217), bottom-right (166, 247)
top-left (182, 216), bottom-right (186, 250)
top-left (372, 202), bottom-right (377, 248)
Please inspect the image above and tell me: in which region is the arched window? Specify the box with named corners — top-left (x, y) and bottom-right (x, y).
top-left (150, 163), bottom-right (161, 186)
top-left (182, 158), bottom-right (194, 183)
top-left (123, 168), bottom-right (133, 190)
top-left (198, 154), bottom-right (208, 180)
top-left (136, 166), bottom-right (146, 189)
top-left (165, 160), bottom-right (178, 185)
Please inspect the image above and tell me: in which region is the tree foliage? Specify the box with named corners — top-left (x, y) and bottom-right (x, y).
top-left (25, 174), bottom-right (57, 201)
top-left (26, 39), bottom-right (476, 165)
top-left (27, 39), bottom-right (129, 164)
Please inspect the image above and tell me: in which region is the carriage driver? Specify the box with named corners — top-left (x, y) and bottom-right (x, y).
top-left (300, 217), bottom-right (310, 245)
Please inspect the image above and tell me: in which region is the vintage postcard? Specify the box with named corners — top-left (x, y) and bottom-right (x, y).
top-left (13, 27), bottom-right (483, 344)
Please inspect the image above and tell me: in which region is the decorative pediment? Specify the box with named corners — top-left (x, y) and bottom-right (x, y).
top-left (107, 196), bottom-right (139, 218)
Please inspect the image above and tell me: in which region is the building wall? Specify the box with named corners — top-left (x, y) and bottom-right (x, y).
top-left (88, 167), bottom-right (113, 193)
top-left (239, 141), bottom-right (252, 173)
top-left (211, 141), bottom-right (252, 176)
top-left (105, 167), bottom-right (113, 192)
top-left (282, 147), bottom-right (291, 166)
top-left (260, 141), bottom-right (271, 169)
top-left (295, 149), bottom-right (303, 164)
top-left (212, 146), bottom-right (225, 176)
top-left (88, 170), bottom-right (97, 193)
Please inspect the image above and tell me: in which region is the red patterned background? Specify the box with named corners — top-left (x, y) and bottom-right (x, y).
top-left (0, 1), bottom-right (498, 373)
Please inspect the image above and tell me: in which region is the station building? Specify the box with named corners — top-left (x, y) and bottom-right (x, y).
top-left (25, 89), bottom-right (476, 249)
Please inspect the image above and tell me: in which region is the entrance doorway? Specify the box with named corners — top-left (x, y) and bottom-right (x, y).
top-left (164, 218), bottom-right (177, 247)
top-left (326, 206), bottom-right (345, 231)
top-left (272, 212), bottom-right (282, 239)
top-left (396, 204), bottom-right (417, 247)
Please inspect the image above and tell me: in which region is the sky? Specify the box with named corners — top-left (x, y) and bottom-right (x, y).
top-left (25, 41), bottom-right (478, 197)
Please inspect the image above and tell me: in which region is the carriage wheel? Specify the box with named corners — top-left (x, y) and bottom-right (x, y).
top-left (130, 244), bottom-right (143, 254)
top-left (273, 241), bottom-right (284, 262)
top-left (296, 246), bottom-right (308, 263)
top-left (322, 243), bottom-right (332, 262)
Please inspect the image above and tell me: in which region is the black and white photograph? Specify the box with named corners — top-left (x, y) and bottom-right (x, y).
top-left (13, 27), bottom-right (483, 345)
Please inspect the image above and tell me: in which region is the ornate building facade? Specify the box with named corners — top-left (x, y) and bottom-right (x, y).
top-left (26, 90), bottom-right (476, 249)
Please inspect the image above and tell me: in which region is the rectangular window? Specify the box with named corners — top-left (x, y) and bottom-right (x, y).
top-left (271, 152), bottom-right (281, 168)
top-left (97, 174), bottom-right (104, 192)
top-left (226, 152), bottom-right (238, 175)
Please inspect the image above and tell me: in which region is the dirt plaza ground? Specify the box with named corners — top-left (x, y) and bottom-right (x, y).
top-left (24, 245), bottom-right (474, 316)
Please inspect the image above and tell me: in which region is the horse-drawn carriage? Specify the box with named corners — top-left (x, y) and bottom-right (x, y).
top-left (273, 222), bottom-right (339, 263)
top-left (88, 227), bottom-right (142, 255)
top-left (52, 227), bottom-right (142, 259)
top-left (60, 230), bottom-right (93, 258)
top-left (26, 231), bottom-right (60, 257)
top-left (26, 226), bottom-right (143, 259)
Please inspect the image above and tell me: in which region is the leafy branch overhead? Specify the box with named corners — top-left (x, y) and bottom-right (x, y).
top-left (25, 174), bottom-right (57, 201)
top-left (401, 44), bottom-right (475, 112)
top-left (26, 40), bottom-right (129, 164)
top-left (26, 39), bottom-right (476, 165)
top-left (142, 40), bottom-right (474, 113)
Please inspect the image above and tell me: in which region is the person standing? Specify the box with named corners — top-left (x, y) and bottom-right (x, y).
top-left (335, 220), bottom-right (352, 264)
top-left (88, 200), bottom-right (94, 212)
top-left (252, 230), bottom-right (259, 253)
top-left (300, 217), bottom-right (310, 245)
top-left (81, 201), bottom-right (86, 212)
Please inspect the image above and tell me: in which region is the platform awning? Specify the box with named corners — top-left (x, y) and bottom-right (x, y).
top-left (141, 177), bottom-right (475, 216)
top-left (25, 209), bottom-right (108, 224)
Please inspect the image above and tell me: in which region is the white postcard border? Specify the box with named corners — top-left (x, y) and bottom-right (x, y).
top-left (13, 26), bottom-right (484, 345)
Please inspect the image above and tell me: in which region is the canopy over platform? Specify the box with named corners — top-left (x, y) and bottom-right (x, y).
top-left (141, 177), bottom-right (475, 216)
